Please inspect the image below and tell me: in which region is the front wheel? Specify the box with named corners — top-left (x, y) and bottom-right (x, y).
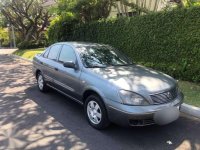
top-left (84, 95), bottom-right (110, 129)
top-left (37, 72), bottom-right (48, 92)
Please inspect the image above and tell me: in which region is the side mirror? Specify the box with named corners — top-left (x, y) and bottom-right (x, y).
top-left (63, 61), bottom-right (77, 69)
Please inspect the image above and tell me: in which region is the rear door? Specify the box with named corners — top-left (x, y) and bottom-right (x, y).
top-left (54, 44), bottom-right (82, 101)
top-left (42, 44), bottom-right (62, 85)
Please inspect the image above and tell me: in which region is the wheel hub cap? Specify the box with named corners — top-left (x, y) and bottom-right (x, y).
top-left (38, 75), bottom-right (44, 90)
top-left (87, 101), bottom-right (102, 124)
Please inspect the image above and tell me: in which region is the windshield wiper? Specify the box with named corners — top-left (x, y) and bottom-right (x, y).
top-left (109, 63), bottom-right (134, 67)
top-left (87, 65), bottom-right (107, 68)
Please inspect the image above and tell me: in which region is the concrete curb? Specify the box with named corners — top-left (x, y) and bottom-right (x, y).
top-left (180, 103), bottom-right (200, 119)
top-left (10, 54), bottom-right (32, 62)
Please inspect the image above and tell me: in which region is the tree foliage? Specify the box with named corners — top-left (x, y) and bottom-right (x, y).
top-left (48, 12), bottom-right (78, 44)
top-left (0, 14), bottom-right (7, 27)
top-left (56, 0), bottom-right (77, 15)
top-left (0, 27), bottom-right (9, 47)
top-left (55, 0), bottom-right (171, 22)
top-left (0, 0), bottom-right (51, 43)
top-left (73, 0), bottom-right (115, 22)
top-left (56, 0), bottom-right (115, 23)
top-left (184, 0), bottom-right (200, 6)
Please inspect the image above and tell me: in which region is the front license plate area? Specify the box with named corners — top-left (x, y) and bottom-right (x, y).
top-left (154, 107), bottom-right (180, 125)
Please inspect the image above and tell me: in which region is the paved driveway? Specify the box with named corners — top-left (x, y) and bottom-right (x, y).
top-left (0, 48), bottom-right (17, 54)
top-left (0, 52), bottom-right (200, 150)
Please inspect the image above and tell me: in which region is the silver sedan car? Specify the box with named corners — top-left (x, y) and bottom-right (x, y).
top-left (33, 42), bottom-right (184, 129)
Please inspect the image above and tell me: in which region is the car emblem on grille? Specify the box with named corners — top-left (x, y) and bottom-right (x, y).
top-left (167, 92), bottom-right (173, 100)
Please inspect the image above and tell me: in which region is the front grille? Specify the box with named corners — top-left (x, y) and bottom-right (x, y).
top-left (150, 87), bottom-right (178, 104)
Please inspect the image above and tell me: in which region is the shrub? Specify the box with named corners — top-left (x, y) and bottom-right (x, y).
top-left (48, 7), bottom-right (200, 82)
top-left (48, 12), bottom-right (78, 44)
top-left (17, 40), bottom-right (45, 49)
top-left (0, 27), bottom-right (9, 47)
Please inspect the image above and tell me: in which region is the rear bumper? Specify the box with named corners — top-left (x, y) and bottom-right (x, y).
top-left (32, 65), bottom-right (37, 77)
top-left (106, 92), bottom-right (184, 126)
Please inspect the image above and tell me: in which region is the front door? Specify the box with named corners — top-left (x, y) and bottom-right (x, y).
top-left (54, 44), bottom-right (82, 101)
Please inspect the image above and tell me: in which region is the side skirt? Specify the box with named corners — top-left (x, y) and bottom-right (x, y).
top-left (47, 84), bottom-right (84, 105)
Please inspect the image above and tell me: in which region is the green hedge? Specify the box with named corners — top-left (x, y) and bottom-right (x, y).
top-left (48, 12), bottom-right (78, 44)
top-left (49, 7), bottom-right (200, 82)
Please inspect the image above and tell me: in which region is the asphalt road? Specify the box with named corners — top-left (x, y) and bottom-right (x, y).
top-left (0, 52), bottom-right (200, 150)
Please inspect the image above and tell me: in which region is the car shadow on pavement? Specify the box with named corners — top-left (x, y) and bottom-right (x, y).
top-left (25, 85), bottom-right (200, 150)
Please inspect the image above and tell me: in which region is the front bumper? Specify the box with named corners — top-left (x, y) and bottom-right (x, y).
top-left (106, 92), bottom-right (184, 126)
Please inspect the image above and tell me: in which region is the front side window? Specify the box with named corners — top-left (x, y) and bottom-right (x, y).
top-left (58, 45), bottom-right (76, 63)
top-left (48, 45), bottom-right (62, 60)
top-left (43, 48), bottom-right (50, 58)
top-left (76, 45), bottom-right (133, 68)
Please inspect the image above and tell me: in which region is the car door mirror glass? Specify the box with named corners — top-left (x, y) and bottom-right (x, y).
top-left (63, 61), bottom-right (76, 69)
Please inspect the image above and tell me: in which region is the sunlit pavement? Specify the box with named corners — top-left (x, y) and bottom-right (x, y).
top-left (0, 48), bottom-right (17, 55)
top-left (0, 51), bottom-right (200, 150)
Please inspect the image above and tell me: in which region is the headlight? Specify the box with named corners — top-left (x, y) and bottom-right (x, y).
top-left (119, 90), bottom-right (149, 105)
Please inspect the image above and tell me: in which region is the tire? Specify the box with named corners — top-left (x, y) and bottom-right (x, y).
top-left (37, 72), bottom-right (48, 92)
top-left (84, 94), bottom-right (110, 129)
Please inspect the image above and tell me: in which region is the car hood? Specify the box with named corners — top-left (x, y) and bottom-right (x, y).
top-left (89, 65), bottom-right (176, 94)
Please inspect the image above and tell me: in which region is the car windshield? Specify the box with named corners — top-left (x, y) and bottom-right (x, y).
top-left (76, 45), bottom-right (133, 68)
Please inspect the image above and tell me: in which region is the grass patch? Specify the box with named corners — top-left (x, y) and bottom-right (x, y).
top-left (179, 81), bottom-right (200, 107)
top-left (13, 48), bottom-right (44, 60)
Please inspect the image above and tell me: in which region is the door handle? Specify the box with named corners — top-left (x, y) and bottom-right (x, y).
top-left (54, 68), bottom-right (58, 71)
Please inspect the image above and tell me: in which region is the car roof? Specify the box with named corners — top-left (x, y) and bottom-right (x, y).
top-left (55, 42), bottom-right (108, 48)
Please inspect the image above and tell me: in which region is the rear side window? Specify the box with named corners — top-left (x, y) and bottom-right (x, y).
top-left (58, 45), bottom-right (76, 63)
top-left (48, 45), bottom-right (62, 60)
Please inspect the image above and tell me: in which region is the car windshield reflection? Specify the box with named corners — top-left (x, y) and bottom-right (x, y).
top-left (76, 45), bottom-right (133, 68)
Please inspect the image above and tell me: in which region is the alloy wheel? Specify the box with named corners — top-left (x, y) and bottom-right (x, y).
top-left (38, 75), bottom-right (44, 90)
top-left (87, 100), bottom-right (102, 124)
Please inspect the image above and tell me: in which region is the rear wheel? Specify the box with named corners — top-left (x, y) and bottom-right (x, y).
top-left (84, 95), bottom-right (110, 129)
top-left (37, 72), bottom-right (48, 92)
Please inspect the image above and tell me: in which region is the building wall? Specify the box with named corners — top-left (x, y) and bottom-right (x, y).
top-left (109, 0), bottom-right (167, 17)
top-left (42, 0), bottom-right (56, 7)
